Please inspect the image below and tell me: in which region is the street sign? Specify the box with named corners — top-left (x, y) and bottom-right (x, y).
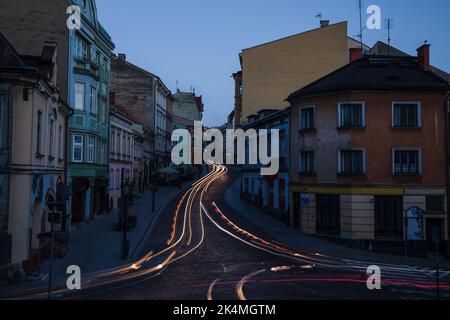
top-left (300, 193), bottom-right (310, 205)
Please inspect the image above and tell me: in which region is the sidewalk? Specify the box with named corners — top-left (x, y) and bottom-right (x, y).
top-left (224, 177), bottom-right (450, 269)
top-left (0, 180), bottom-right (193, 295)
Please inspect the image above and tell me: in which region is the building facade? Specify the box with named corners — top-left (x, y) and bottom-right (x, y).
top-left (233, 21), bottom-right (366, 127)
top-left (132, 124), bottom-right (145, 193)
top-left (288, 46), bottom-right (450, 255)
top-left (109, 107), bottom-right (133, 210)
top-left (241, 109), bottom-right (290, 222)
top-left (109, 54), bottom-right (172, 182)
top-left (0, 0), bottom-right (115, 228)
top-left (0, 34), bottom-right (72, 275)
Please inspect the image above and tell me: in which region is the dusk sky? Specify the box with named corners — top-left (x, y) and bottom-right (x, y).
top-left (96, 0), bottom-right (450, 127)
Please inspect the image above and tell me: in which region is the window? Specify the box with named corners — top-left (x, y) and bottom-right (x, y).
top-left (58, 125), bottom-right (63, 159)
top-left (49, 118), bottom-right (54, 158)
top-left (316, 194), bottom-right (341, 236)
top-left (90, 86), bottom-right (97, 114)
top-left (338, 150), bottom-right (364, 175)
top-left (75, 83), bottom-right (85, 110)
top-left (393, 149), bottom-right (421, 175)
top-left (36, 110), bottom-right (43, 154)
top-left (99, 142), bottom-right (105, 165)
top-left (338, 102), bottom-right (364, 128)
top-left (392, 102), bottom-right (420, 128)
top-left (87, 136), bottom-right (95, 163)
top-left (116, 169), bottom-right (120, 189)
top-left (375, 196), bottom-right (403, 239)
top-left (75, 36), bottom-right (88, 60)
top-left (110, 129), bottom-right (115, 153)
top-left (426, 196), bottom-right (444, 212)
top-left (299, 151), bottom-right (315, 174)
top-left (110, 170), bottom-right (114, 190)
top-left (73, 135), bottom-right (83, 162)
top-left (300, 106), bottom-right (315, 131)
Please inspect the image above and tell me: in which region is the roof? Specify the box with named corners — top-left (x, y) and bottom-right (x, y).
top-left (370, 41), bottom-right (450, 85)
top-left (287, 55), bottom-right (450, 101)
top-left (241, 21), bottom-right (348, 52)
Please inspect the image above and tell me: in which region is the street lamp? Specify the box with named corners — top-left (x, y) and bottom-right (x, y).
top-left (120, 179), bottom-right (133, 260)
top-left (44, 186), bottom-right (67, 300)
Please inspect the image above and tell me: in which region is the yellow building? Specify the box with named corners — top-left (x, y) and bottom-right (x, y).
top-left (233, 21), bottom-right (366, 126)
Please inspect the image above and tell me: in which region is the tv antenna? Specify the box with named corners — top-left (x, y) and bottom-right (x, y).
top-left (315, 12), bottom-right (322, 20)
top-left (384, 18), bottom-right (394, 54)
top-left (357, 0), bottom-right (365, 48)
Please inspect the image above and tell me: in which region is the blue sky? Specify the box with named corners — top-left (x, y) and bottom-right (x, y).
top-left (96, 0), bottom-right (450, 127)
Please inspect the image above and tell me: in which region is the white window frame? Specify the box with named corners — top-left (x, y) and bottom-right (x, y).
top-left (75, 82), bottom-right (85, 110)
top-left (337, 102), bottom-right (366, 128)
top-left (72, 134), bottom-right (83, 163)
top-left (299, 105), bottom-right (315, 131)
top-left (337, 148), bottom-right (366, 174)
top-left (392, 148), bottom-right (422, 175)
top-left (391, 101), bottom-right (422, 128)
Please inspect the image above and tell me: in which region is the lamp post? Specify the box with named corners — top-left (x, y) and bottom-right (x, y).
top-left (120, 179), bottom-right (133, 260)
top-left (45, 189), bottom-right (65, 300)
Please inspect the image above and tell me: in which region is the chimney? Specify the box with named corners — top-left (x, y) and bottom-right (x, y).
top-left (417, 43), bottom-right (430, 71)
top-left (320, 20), bottom-right (330, 28)
top-left (117, 53), bottom-right (126, 64)
top-left (349, 47), bottom-right (363, 62)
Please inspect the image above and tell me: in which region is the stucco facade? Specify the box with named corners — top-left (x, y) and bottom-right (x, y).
top-left (0, 35), bottom-right (71, 272)
top-left (288, 51), bottom-right (450, 255)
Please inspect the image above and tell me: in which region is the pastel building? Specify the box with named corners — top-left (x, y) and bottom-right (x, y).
top-left (0, 0), bottom-right (115, 227)
top-left (0, 34), bottom-right (72, 275)
top-left (109, 107), bottom-right (133, 210)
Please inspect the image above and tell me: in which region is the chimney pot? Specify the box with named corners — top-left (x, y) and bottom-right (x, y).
top-left (349, 47), bottom-right (363, 62)
top-left (417, 43), bottom-right (430, 71)
top-left (320, 20), bottom-right (330, 28)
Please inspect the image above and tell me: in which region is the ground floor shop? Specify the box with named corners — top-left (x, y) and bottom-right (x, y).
top-left (290, 184), bottom-right (449, 256)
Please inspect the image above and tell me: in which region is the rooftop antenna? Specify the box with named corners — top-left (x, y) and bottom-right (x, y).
top-left (357, 0), bottom-right (364, 49)
top-left (315, 12), bottom-right (322, 20)
top-left (384, 18), bottom-right (394, 55)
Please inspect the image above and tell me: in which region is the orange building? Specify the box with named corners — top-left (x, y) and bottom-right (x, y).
top-left (288, 45), bottom-right (450, 256)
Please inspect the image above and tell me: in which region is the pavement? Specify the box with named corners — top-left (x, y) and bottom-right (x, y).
top-left (224, 176), bottom-right (450, 269)
top-left (0, 180), bottom-right (194, 297)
